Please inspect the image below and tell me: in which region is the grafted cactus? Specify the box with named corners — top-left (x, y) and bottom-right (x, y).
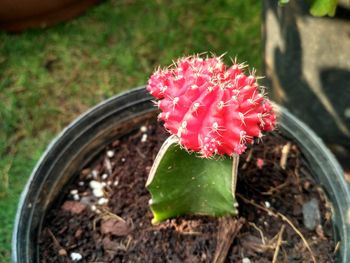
top-left (147, 55), bottom-right (275, 157)
top-left (146, 55), bottom-right (276, 224)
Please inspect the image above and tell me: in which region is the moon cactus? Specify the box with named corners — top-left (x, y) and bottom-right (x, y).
top-left (146, 54), bottom-right (276, 223)
top-left (147, 55), bottom-right (276, 157)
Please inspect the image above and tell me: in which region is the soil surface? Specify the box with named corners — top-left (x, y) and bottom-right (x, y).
top-left (39, 121), bottom-right (336, 262)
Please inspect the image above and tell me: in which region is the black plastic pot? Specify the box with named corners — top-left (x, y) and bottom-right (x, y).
top-left (13, 87), bottom-right (350, 262)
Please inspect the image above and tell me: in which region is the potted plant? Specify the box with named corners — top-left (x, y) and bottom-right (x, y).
top-left (278, 0), bottom-right (339, 17)
top-left (13, 55), bottom-right (350, 262)
top-left (0, 0), bottom-right (100, 32)
top-left (263, 0), bottom-right (350, 165)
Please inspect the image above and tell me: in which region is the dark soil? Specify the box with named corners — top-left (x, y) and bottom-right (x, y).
top-left (39, 121), bottom-right (336, 263)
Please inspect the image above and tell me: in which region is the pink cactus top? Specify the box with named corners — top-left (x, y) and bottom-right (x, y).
top-left (147, 55), bottom-right (276, 157)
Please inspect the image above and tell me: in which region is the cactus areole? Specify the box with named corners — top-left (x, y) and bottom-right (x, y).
top-left (146, 55), bottom-right (276, 223)
top-left (147, 55), bottom-right (276, 157)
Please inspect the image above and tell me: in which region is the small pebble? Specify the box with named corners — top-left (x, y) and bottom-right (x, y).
top-left (107, 150), bottom-right (115, 158)
top-left (70, 252), bottom-right (83, 261)
top-left (104, 158), bottom-right (112, 174)
top-left (303, 180), bottom-right (311, 189)
top-left (141, 134), bottom-right (148, 142)
top-left (140, 126), bottom-right (147, 132)
top-left (113, 180), bottom-right (119, 186)
top-left (101, 182), bottom-right (107, 187)
top-left (302, 198), bottom-right (321, 231)
top-left (80, 196), bottom-right (93, 206)
top-left (98, 198), bottom-right (109, 205)
top-left (70, 189), bottom-right (78, 195)
top-left (91, 205), bottom-right (97, 211)
top-left (107, 180), bottom-right (112, 186)
top-left (264, 201), bottom-right (271, 208)
top-left (89, 180), bottom-right (104, 190)
top-left (121, 158), bottom-right (126, 162)
top-left (101, 173), bottom-right (108, 180)
top-left (73, 194), bottom-right (80, 201)
top-left (78, 181), bottom-right (84, 186)
top-left (93, 188), bottom-right (104, 198)
top-left (242, 257), bottom-right (251, 263)
top-left (58, 248), bottom-right (67, 256)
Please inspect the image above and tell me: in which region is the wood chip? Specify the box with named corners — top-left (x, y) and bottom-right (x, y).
top-left (213, 217), bottom-right (245, 263)
top-left (61, 201), bottom-right (86, 214)
top-left (280, 142), bottom-right (291, 169)
top-left (101, 218), bottom-right (131, 236)
top-left (102, 236), bottom-right (122, 251)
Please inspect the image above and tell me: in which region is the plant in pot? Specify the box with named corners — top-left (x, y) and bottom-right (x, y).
top-left (13, 55), bottom-right (350, 262)
top-left (278, 0), bottom-right (338, 16)
top-left (0, 0), bottom-right (100, 32)
top-left (266, 0), bottom-right (350, 167)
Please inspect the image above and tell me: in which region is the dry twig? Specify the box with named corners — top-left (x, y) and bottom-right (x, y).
top-left (333, 241), bottom-right (341, 255)
top-left (237, 193), bottom-right (317, 263)
top-left (272, 225), bottom-right (285, 263)
top-left (100, 208), bottom-right (126, 222)
top-left (261, 181), bottom-right (289, 195)
top-left (248, 222), bottom-right (266, 245)
top-left (280, 142), bottom-right (291, 169)
top-left (213, 217), bottom-right (245, 263)
top-left (47, 229), bottom-right (68, 259)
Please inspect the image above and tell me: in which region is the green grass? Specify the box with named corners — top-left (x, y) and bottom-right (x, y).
top-left (0, 0), bottom-right (262, 261)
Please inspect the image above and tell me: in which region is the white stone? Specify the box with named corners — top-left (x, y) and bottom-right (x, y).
top-left (140, 126), bottom-right (147, 132)
top-left (302, 198), bottom-right (321, 231)
top-left (98, 198), bottom-right (109, 205)
top-left (89, 180), bottom-right (104, 190)
top-left (70, 189), bottom-right (78, 195)
top-left (92, 188), bottom-right (104, 198)
top-left (70, 252), bottom-right (83, 261)
top-left (101, 173), bottom-right (108, 180)
top-left (242, 257), bottom-right (251, 263)
top-left (141, 134), bottom-right (148, 142)
top-left (107, 150), bottom-right (115, 158)
top-left (73, 194), bottom-right (80, 201)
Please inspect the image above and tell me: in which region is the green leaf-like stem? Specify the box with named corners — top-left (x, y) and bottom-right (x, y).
top-left (146, 135), bottom-right (239, 224)
top-left (310, 0), bottom-right (337, 16)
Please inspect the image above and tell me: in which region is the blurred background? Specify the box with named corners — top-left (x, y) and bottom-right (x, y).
top-left (0, 0), bottom-right (262, 261)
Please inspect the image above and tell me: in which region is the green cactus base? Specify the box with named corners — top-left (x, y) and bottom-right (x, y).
top-left (146, 136), bottom-right (239, 224)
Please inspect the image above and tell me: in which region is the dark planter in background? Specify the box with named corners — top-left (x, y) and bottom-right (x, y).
top-left (12, 87), bottom-right (350, 262)
top-left (0, 0), bottom-right (100, 32)
top-left (262, 0), bottom-right (350, 166)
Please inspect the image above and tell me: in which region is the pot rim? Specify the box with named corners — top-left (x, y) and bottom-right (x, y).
top-left (12, 86), bottom-right (350, 262)
top-left (12, 86), bottom-right (147, 262)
